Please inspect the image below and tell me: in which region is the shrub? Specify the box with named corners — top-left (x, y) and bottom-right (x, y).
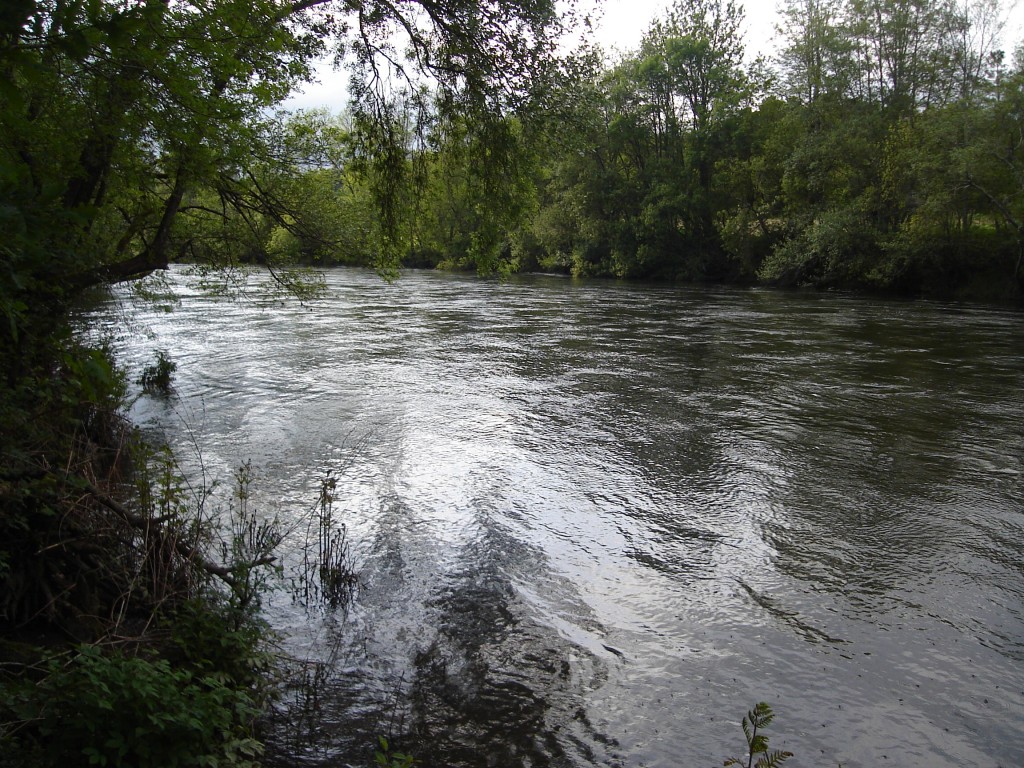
top-left (138, 350), bottom-right (177, 395)
top-left (3, 646), bottom-right (262, 768)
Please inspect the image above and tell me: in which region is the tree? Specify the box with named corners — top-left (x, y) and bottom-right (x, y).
top-left (776, 0), bottom-right (857, 103)
top-left (959, 44), bottom-right (1024, 286)
top-left (0, 0), bottom-right (573, 355)
top-left (170, 110), bottom-right (385, 281)
top-left (524, 54), bottom-right (632, 276)
top-left (844, 0), bottom-right (961, 114)
top-left (715, 97), bottom-right (796, 277)
top-left (652, 0), bottom-right (748, 134)
top-left (642, 0), bottom-right (755, 271)
top-left (945, 0), bottom-right (1006, 102)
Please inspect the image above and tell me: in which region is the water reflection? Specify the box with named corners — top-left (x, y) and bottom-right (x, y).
top-left (87, 268), bottom-right (1024, 768)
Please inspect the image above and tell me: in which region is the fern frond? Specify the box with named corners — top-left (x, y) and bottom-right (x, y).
top-left (727, 702), bottom-right (789, 768)
top-left (755, 749), bottom-right (793, 768)
top-left (750, 734), bottom-right (769, 755)
top-left (750, 702), bottom-right (774, 729)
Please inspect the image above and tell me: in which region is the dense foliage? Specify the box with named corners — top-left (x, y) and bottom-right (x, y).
top-left (5, 1), bottom-right (1017, 313)
top-left (536, 0), bottom-right (1022, 298)
top-left (534, 0), bottom-right (1024, 298)
top-left (178, 0), bottom-right (1022, 301)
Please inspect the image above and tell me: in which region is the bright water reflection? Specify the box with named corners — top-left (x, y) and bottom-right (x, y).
top-left (89, 267), bottom-right (1024, 768)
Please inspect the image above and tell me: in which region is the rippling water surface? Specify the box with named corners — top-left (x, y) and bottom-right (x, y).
top-left (89, 267), bottom-right (1024, 767)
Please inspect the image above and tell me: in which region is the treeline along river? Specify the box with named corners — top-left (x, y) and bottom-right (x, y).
top-left (88, 267), bottom-right (1024, 767)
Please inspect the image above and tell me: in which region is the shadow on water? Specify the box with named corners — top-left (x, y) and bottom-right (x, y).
top-left (264, 496), bottom-right (622, 768)
top-left (405, 503), bottom-right (626, 768)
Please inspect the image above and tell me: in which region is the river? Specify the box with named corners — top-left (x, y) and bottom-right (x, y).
top-left (89, 266), bottom-right (1024, 768)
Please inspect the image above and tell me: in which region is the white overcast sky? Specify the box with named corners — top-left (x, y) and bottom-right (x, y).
top-left (283, 0), bottom-right (1024, 112)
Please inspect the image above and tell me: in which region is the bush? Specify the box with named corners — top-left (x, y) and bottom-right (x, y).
top-left (168, 598), bottom-right (275, 694)
top-left (138, 350), bottom-right (177, 395)
top-left (3, 646), bottom-right (262, 768)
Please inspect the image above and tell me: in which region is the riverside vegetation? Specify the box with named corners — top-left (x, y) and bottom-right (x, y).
top-left (0, 0), bottom-right (1016, 765)
top-left (125, 0), bottom-right (1024, 301)
top-left (0, 348), bottom-right (283, 766)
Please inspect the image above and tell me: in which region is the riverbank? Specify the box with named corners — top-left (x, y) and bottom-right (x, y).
top-left (0, 333), bottom-right (281, 767)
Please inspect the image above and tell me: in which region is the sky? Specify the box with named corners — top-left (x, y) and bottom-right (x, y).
top-left (588, 0), bottom-right (1023, 60)
top-left (283, 0), bottom-right (1024, 112)
top-left (591, 0), bottom-right (779, 54)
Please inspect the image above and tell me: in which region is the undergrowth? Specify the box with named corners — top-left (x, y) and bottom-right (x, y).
top-left (3, 644), bottom-right (263, 768)
top-left (0, 334), bottom-right (283, 768)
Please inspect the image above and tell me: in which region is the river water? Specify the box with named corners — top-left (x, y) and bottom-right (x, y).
top-left (90, 266), bottom-right (1024, 768)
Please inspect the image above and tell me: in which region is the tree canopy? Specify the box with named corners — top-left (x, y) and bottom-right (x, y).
top-left (0, 0), bottom-right (576, 357)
